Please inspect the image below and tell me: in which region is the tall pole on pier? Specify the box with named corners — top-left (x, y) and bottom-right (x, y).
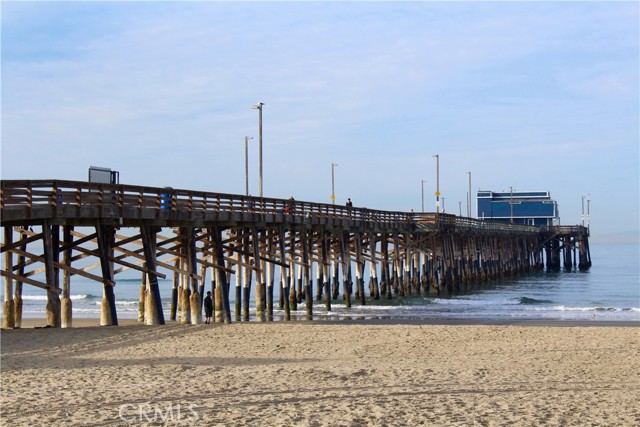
top-left (433, 154), bottom-right (440, 213)
top-left (331, 163), bottom-right (338, 205)
top-left (252, 102), bottom-right (264, 197)
top-left (467, 171), bottom-right (472, 217)
top-left (587, 194), bottom-right (591, 229)
top-left (244, 136), bottom-right (253, 196)
top-left (421, 179), bottom-right (425, 213)
top-left (510, 186), bottom-right (514, 223)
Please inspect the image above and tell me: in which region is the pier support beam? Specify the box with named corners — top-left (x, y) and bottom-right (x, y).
top-left (253, 228), bottom-right (266, 322)
top-left (2, 227), bottom-right (15, 329)
top-left (213, 226), bottom-right (232, 324)
top-left (96, 224), bottom-right (117, 326)
top-left (278, 228), bottom-right (290, 320)
top-left (61, 226), bottom-right (73, 328)
top-left (186, 228), bottom-right (201, 325)
top-left (13, 231), bottom-right (27, 328)
top-left (141, 225), bottom-right (165, 325)
top-left (44, 222), bottom-right (62, 328)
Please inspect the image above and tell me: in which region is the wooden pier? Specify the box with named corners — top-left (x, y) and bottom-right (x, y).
top-left (0, 179), bottom-right (591, 328)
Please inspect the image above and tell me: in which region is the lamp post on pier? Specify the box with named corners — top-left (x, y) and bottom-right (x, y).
top-left (510, 186), bottom-right (514, 223)
top-left (251, 102), bottom-right (264, 197)
top-left (421, 179), bottom-right (425, 213)
top-left (587, 194), bottom-right (591, 229)
top-left (244, 136), bottom-right (253, 196)
top-left (433, 154), bottom-right (440, 213)
top-left (331, 163), bottom-right (338, 205)
top-left (467, 171), bottom-right (472, 217)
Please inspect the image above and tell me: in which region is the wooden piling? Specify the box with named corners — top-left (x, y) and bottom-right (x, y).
top-left (140, 225), bottom-right (165, 326)
top-left (368, 235), bottom-right (380, 300)
top-left (266, 231), bottom-right (275, 321)
top-left (340, 232), bottom-right (352, 308)
top-left (13, 230), bottom-right (27, 328)
top-left (187, 228), bottom-right (201, 325)
top-left (302, 229), bottom-right (313, 319)
top-left (254, 228), bottom-right (266, 322)
top-left (354, 232), bottom-right (365, 305)
top-left (212, 226), bottom-right (232, 324)
top-left (170, 258), bottom-right (179, 321)
top-left (138, 273), bottom-right (146, 323)
top-left (2, 226), bottom-right (15, 329)
top-left (60, 225), bottom-right (73, 328)
top-left (41, 223), bottom-right (61, 327)
top-left (278, 228), bottom-right (290, 320)
top-left (242, 229), bottom-right (252, 321)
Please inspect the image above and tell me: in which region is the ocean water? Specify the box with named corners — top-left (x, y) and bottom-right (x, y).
top-left (2, 243), bottom-right (638, 323)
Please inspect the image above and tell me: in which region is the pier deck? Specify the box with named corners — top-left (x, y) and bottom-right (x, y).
top-left (1, 179), bottom-right (590, 328)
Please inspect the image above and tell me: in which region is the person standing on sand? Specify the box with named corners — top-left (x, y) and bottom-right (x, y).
top-left (204, 291), bottom-right (213, 324)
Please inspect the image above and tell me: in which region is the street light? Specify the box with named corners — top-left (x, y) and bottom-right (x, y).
top-left (581, 195), bottom-right (585, 226)
top-left (421, 180), bottom-right (425, 213)
top-left (244, 136), bottom-right (253, 196)
top-left (251, 102), bottom-right (264, 197)
top-left (433, 154), bottom-right (440, 213)
top-left (331, 163), bottom-right (338, 204)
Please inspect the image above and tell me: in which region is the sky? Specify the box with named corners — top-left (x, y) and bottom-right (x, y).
top-left (1, 1), bottom-right (638, 242)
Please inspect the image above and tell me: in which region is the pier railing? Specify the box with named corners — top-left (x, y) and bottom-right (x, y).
top-left (1, 179), bottom-right (581, 236)
top-left (0, 180), bottom-right (412, 229)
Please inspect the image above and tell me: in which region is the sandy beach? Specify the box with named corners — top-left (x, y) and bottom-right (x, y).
top-left (1, 319), bottom-right (639, 426)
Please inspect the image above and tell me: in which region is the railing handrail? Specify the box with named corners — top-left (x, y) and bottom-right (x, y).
top-left (0, 179), bottom-right (589, 236)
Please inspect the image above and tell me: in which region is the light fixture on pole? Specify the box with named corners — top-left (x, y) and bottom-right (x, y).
top-left (251, 102), bottom-right (264, 197)
top-left (581, 195), bottom-right (585, 226)
top-left (331, 163), bottom-right (338, 205)
top-left (433, 154), bottom-right (440, 213)
top-left (244, 136), bottom-right (253, 196)
top-left (421, 179), bottom-right (425, 213)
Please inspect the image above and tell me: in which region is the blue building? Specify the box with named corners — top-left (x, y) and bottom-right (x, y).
top-left (476, 190), bottom-right (558, 226)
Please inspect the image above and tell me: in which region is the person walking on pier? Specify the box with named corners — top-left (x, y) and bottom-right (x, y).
top-left (286, 196), bottom-right (296, 215)
top-left (204, 291), bottom-right (213, 324)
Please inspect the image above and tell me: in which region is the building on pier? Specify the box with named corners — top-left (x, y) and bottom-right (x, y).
top-left (476, 190), bottom-right (558, 227)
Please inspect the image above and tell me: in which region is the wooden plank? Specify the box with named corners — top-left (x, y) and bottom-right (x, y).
top-left (113, 245), bottom-right (202, 281)
top-left (0, 232), bottom-right (43, 253)
top-left (198, 258), bottom-right (236, 275)
top-left (0, 271), bottom-right (61, 294)
top-left (8, 247), bottom-right (114, 286)
top-left (72, 246), bottom-right (167, 279)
